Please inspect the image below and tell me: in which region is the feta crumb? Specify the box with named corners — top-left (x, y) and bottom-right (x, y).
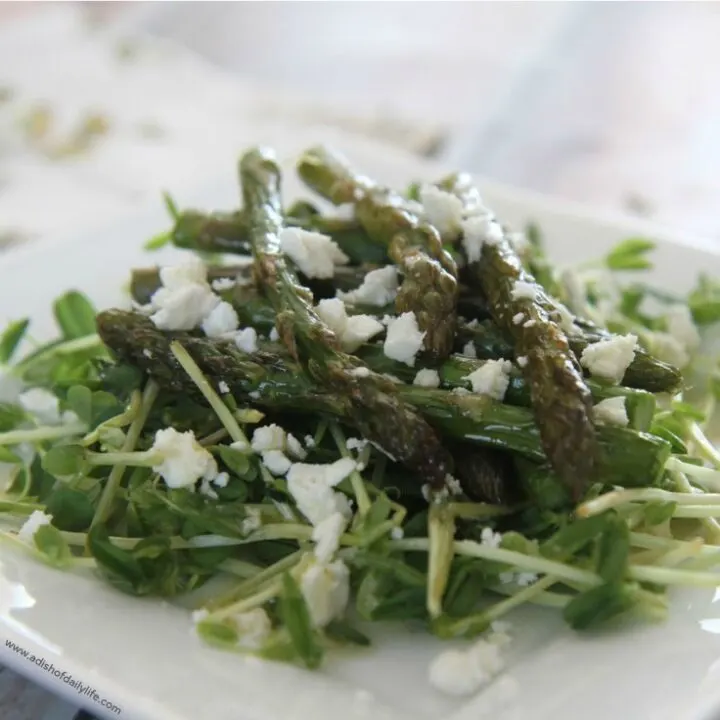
top-left (453, 387), bottom-right (471, 396)
top-left (261, 449), bottom-right (292, 476)
top-left (286, 459), bottom-right (355, 525)
top-left (465, 360), bottom-right (512, 400)
top-left (512, 312), bottom-right (525, 325)
top-left (211, 277), bottom-right (237, 292)
top-left (280, 227), bottom-right (348, 279)
top-left (286, 433), bottom-right (307, 460)
top-left (592, 396), bottom-right (629, 427)
top-left (234, 608), bottom-right (272, 649)
top-left (251, 424), bottom-right (286, 453)
top-left (349, 366), bottom-right (371, 378)
top-left (337, 266), bottom-right (399, 307)
top-left (429, 639), bottom-right (504, 697)
top-left (667, 305), bottom-right (701, 352)
top-left (420, 185), bottom-right (464, 240)
top-left (315, 298), bottom-right (384, 352)
top-left (516, 355), bottom-right (528, 368)
top-left (312, 512), bottom-right (347, 563)
top-left (304, 434), bottom-right (316, 448)
top-left (241, 507), bottom-right (262, 534)
top-left (461, 215), bottom-right (503, 262)
top-left (18, 510), bottom-right (53, 543)
top-left (446, 474), bottom-right (463, 496)
top-left (346, 437), bottom-right (369, 452)
top-left (249, 390), bottom-right (260, 400)
top-left (383, 312), bottom-right (425, 366)
top-left (18, 388), bottom-right (61, 425)
top-left (201, 301), bottom-right (239, 338)
top-left (230, 439), bottom-right (250, 452)
top-left (413, 368), bottom-right (441, 388)
top-left (218, 381), bottom-right (230, 394)
top-left (380, 314), bottom-right (394, 326)
top-left (199, 478), bottom-right (219, 499)
top-left (515, 572), bottom-right (538, 587)
top-left (480, 527), bottom-right (502, 548)
top-left (234, 327), bottom-right (258, 353)
top-left (466, 319), bottom-right (479, 329)
top-left (151, 428), bottom-right (218, 489)
top-left (142, 349), bottom-right (153, 359)
top-left (523, 319), bottom-right (536, 328)
top-left (461, 341), bottom-right (477, 359)
top-left (149, 258), bottom-right (220, 331)
top-left (269, 326), bottom-right (280, 342)
top-left (421, 483), bottom-right (432, 502)
top-left (389, 527), bottom-right (404, 541)
top-left (299, 559), bottom-right (350, 628)
top-left (580, 334), bottom-right (638, 384)
top-left (510, 281), bottom-right (537, 302)
top-left (213, 471), bottom-right (230, 488)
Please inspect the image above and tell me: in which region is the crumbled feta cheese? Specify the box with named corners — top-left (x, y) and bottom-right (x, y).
top-left (462, 341), bottom-right (477, 359)
top-left (523, 319), bottom-right (536, 328)
top-left (512, 312), bottom-right (525, 325)
top-left (234, 608), bottom-right (272, 649)
top-left (337, 266), bottom-right (399, 307)
top-left (593, 396), bottom-right (629, 427)
top-left (261, 449), bottom-right (292, 476)
top-left (213, 471), bottom-right (230, 488)
top-left (299, 559), bottom-right (350, 627)
top-left (211, 277), bottom-right (237, 292)
top-left (251, 424), bottom-right (286, 453)
top-left (384, 312), bottom-right (425, 366)
top-left (201, 301), bottom-right (239, 338)
top-left (199, 478), bottom-right (219, 499)
top-left (218, 381), bottom-right (230, 394)
top-left (149, 258), bottom-right (220, 331)
top-left (315, 298), bottom-right (384, 352)
top-left (413, 368), bottom-right (441, 388)
top-left (420, 185), bottom-right (464, 239)
top-left (249, 390), bottom-right (260, 400)
top-left (460, 215), bottom-right (504, 263)
top-left (446, 474), bottom-right (463, 495)
top-left (286, 459), bottom-right (355, 525)
top-left (230, 439), bottom-right (250, 452)
top-left (241, 507), bottom-right (262, 535)
top-left (515, 572), bottom-right (538, 587)
top-left (279, 227), bottom-right (348, 279)
top-left (346, 437), bottom-right (369, 452)
top-left (453, 387), bottom-right (471, 396)
top-left (465, 360), bottom-right (512, 400)
top-left (380, 314), bottom-right (394, 326)
top-left (390, 527), bottom-right (404, 540)
top-left (421, 483), bottom-right (432, 501)
top-left (667, 305), bottom-right (701, 352)
top-left (480, 527), bottom-right (502, 548)
top-left (516, 355), bottom-right (528, 368)
top-left (269, 326), bottom-right (280, 342)
top-left (312, 511), bottom-right (347, 563)
top-left (18, 510), bottom-right (53, 543)
top-left (151, 428), bottom-right (218, 489)
top-left (18, 388), bottom-right (61, 425)
top-left (349, 366), bottom-right (371, 378)
top-left (234, 327), bottom-right (258, 353)
top-left (304, 434), bottom-right (316, 448)
top-left (580, 334), bottom-right (638, 384)
top-left (142, 349), bottom-right (153, 359)
top-left (510, 281), bottom-right (537, 302)
top-left (286, 433), bottom-right (307, 460)
top-left (429, 639), bottom-right (504, 697)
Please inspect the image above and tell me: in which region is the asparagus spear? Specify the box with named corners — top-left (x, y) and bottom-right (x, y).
top-left (298, 146), bottom-right (459, 360)
top-left (167, 208), bottom-right (387, 266)
top-left (95, 310), bottom-right (670, 490)
top-left (238, 147), bottom-right (453, 489)
top-left (475, 235), bottom-right (600, 498)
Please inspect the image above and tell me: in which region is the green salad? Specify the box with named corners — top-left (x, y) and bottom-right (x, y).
top-left (1, 145), bottom-right (720, 697)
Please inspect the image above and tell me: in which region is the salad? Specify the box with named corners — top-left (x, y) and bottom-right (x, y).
top-left (1, 145), bottom-right (720, 698)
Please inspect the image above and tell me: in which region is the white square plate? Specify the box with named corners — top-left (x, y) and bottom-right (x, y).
top-left (1, 128), bottom-right (720, 720)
